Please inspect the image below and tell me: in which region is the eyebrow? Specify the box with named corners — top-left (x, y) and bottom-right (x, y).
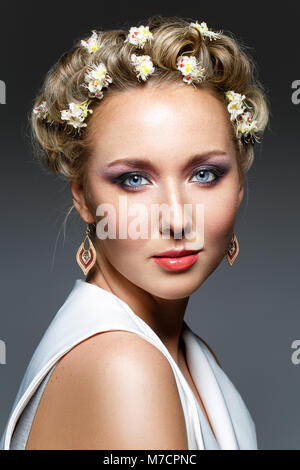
top-left (105, 150), bottom-right (229, 172)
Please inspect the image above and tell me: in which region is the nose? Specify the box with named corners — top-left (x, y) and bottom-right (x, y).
top-left (159, 202), bottom-right (193, 239)
top-left (158, 185), bottom-right (193, 240)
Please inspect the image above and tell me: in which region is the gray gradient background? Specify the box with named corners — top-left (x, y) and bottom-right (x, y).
top-left (0, 1), bottom-right (299, 450)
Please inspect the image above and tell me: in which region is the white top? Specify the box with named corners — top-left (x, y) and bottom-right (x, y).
top-left (0, 279), bottom-right (257, 450)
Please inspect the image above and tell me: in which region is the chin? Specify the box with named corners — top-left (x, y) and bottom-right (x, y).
top-left (148, 277), bottom-right (203, 300)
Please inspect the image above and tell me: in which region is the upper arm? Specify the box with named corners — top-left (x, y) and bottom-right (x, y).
top-left (26, 331), bottom-right (188, 450)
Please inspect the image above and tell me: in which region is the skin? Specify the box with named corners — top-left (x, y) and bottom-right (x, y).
top-left (70, 83), bottom-right (244, 366)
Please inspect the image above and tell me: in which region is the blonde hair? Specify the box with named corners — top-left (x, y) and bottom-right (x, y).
top-left (31, 14), bottom-right (269, 188)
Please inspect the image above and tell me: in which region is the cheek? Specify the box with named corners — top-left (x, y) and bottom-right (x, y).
top-left (99, 229), bottom-right (149, 284)
top-left (202, 184), bottom-right (240, 248)
top-left (95, 196), bottom-right (151, 261)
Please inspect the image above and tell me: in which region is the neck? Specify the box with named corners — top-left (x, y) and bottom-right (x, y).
top-left (86, 263), bottom-right (190, 366)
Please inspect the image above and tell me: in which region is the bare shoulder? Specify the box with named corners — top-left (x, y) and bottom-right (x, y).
top-left (26, 330), bottom-right (188, 450)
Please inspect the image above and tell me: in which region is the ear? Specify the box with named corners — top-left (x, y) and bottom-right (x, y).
top-left (69, 179), bottom-right (94, 224)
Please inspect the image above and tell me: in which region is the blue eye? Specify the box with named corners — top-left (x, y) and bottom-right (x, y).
top-left (119, 172), bottom-right (150, 190)
top-left (190, 168), bottom-right (221, 186)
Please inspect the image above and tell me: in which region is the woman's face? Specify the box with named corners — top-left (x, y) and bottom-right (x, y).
top-left (72, 84), bottom-right (244, 300)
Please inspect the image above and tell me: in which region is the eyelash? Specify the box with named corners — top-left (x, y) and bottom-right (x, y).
top-left (116, 167), bottom-right (225, 191)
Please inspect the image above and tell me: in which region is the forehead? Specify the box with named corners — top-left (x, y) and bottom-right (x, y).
top-left (87, 85), bottom-right (235, 161)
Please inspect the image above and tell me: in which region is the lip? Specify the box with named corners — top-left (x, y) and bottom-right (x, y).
top-left (152, 249), bottom-right (201, 272)
top-left (153, 249), bottom-right (201, 258)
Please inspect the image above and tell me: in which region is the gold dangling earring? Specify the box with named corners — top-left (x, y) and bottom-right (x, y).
top-left (226, 232), bottom-right (239, 266)
top-left (76, 222), bottom-right (97, 275)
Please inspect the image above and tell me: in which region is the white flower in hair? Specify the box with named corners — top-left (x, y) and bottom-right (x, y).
top-left (33, 101), bottom-right (50, 120)
top-left (190, 21), bottom-right (221, 41)
top-left (176, 55), bottom-right (205, 84)
top-left (225, 90), bottom-right (246, 104)
top-left (225, 90), bottom-right (258, 142)
top-left (61, 101), bottom-right (93, 129)
top-left (83, 62), bottom-right (113, 99)
top-left (130, 54), bottom-right (155, 81)
top-left (81, 31), bottom-right (100, 53)
top-left (125, 26), bottom-right (153, 49)
top-left (225, 91), bottom-right (246, 121)
top-left (236, 112), bottom-right (258, 139)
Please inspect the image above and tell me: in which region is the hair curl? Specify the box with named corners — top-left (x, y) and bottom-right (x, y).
top-left (31, 14), bottom-right (269, 187)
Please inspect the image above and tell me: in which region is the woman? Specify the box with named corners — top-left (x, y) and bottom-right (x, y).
top-left (0, 15), bottom-right (269, 450)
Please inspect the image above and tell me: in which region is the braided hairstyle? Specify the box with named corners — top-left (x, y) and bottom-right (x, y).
top-left (31, 14), bottom-right (269, 188)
